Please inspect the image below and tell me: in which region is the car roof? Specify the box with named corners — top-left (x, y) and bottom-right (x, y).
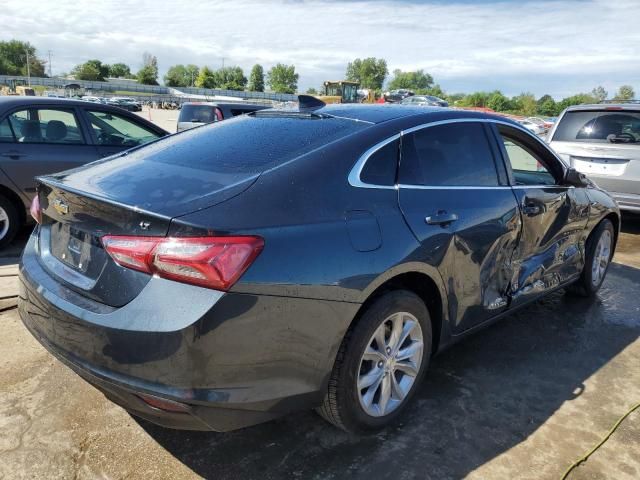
top-left (313, 104), bottom-right (516, 125)
top-left (564, 103), bottom-right (640, 112)
top-left (182, 102), bottom-right (267, 109)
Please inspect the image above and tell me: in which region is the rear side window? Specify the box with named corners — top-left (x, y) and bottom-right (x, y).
top-left (399, 122), bottom-right (499, 186)
top-left (7, 108), bottom-right (84, 144)
top-left (361, 139), bottom-right (399, 186)
top-left (0, 118), bottom-right (15, 143)
top-left (553, 110), bottom-right (640, 144)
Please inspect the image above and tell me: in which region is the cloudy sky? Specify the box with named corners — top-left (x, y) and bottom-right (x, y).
top-left (3, 0), bottom-right (638, 98)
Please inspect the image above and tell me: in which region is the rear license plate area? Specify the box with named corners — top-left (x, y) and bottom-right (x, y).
top-left (572, 156), bottom-right (628, 176)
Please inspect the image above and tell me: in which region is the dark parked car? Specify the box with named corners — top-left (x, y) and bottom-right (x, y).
top-left (19, 103), bottom-right (619, 434)
top-left (107, 97), bottom-right (142, 112)
top-left (401, 95), bottom-right (449, 107)
top-left (177, 102), bottom-right (269, 132)
top-left (0, 97), bottom-right (169, 247)
top-left (383, 89), bottom-right (415, 103)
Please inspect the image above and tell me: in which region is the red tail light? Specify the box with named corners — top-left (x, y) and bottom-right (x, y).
top-left (101, 235), bottom-right (264, 291)
top-left (30, 195), bottom-right (42, 224)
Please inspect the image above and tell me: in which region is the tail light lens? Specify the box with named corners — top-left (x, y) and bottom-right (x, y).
top-left (30, 195), bottom-right (42, 224)
top-left (101, 235), bottom-right (264, 291)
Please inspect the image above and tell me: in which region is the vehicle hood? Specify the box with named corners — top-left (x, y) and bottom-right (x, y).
top-left (39, 151), bottom-right (260, 218)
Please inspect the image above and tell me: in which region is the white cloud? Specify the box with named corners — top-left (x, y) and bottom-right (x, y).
top-left (2, 0), bottom-right (638, 98)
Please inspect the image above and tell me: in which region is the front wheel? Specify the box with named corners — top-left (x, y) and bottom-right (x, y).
top-left (0, 195), bottom-right (20, 249)
top-left (568, 219), bottom-right (615, 297)
top-left (317, 291), bottom-right (432, 433)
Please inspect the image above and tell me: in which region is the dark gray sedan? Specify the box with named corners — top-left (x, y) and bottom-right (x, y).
top-left (0, 97), bottom-right (169, 247)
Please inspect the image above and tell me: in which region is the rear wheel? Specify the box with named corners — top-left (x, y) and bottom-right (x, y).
top-left (0, 194), bottom-right (20, 249)
top-left (317, 291), bottom-right (432, 433)
top-left (568, 219), bottom-right (614, 297)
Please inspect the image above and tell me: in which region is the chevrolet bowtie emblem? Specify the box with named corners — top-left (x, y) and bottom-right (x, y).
top-left (53, 198), bottom-right (69, 215)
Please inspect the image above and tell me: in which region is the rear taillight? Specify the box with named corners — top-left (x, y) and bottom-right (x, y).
top-left (101, 235), bottom-right (264, 291)
top-left (30, 195), bottom-right (42, 224)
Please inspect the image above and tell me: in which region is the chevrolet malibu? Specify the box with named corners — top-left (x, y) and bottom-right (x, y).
top-left (19, 101), bottom-right (619, 433)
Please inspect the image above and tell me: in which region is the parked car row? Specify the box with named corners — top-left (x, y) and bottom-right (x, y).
top-left (81, 96), bottom-right (143, 112)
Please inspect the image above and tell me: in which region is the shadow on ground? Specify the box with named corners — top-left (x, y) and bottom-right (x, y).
top-left (135, 259), bottom-right (640, 480)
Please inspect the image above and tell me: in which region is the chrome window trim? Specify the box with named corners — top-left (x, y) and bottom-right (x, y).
top-left (348, 117), bottom-right (567, 190)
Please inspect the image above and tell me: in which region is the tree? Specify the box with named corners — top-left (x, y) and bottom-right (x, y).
top-left (460, 91), bottom-right (491, 108)
top-left (109, 63), bottom-right (132, 78)
top-left (591, 86), bottom-right (608, 102)
top-left (306, 87), bottom-right (318, 95)
top-left (557, 93), bottom-right (597, 111)
top-left (164, 64), bottom-right (200, 87)
top-left (137, 52), bottom-right (158, 85)
top-left (387, 69), bottom-right (433, 91)
top-left (487, 91), bottom-right (511, 112)
top-left (267, 63), bottom-right (298, 93)
top-left (511, 92), bottom-right (537, 115)
top-left (214, 66), bottom-right (247, 90)
top-left (195, 66), bottom-right (216, 88)
top-left (345, 57), bottom-right (388, 90)
top-left (248, 64), bottom-right (265, 92)
top-left (0, 39), bottom-right (46, 77)
top-left (536, 94), bottom-right (558, 116)
top-left (614, 85), bottom-right (635, 101)
top-left (72, 59), bottom-right (110, 81)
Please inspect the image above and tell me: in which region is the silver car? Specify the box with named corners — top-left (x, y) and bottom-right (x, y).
top-left (547, 103), bottom-right (640, 212)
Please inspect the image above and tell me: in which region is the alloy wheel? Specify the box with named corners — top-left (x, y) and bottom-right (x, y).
top-left (0, 206), bottom-right (9, 241)
top-left (591, 229), bottom-right (612, 287)
top-left (357, 312), bottom-right (424, 417)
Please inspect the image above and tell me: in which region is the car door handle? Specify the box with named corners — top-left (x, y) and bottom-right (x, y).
top-left (425, 211), bottom-right (459, 226)
top-left (1, 151), bottom-right (25, 159)
top-left (522, 204), bottom-right (542, 215)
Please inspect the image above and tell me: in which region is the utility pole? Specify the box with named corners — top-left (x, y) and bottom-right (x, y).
top-left (48, 50), bottom-right (52, 77)
top-left (25, 49), bottom-right (31, 86)
top-left (221, 57), bottom-right (226, 69)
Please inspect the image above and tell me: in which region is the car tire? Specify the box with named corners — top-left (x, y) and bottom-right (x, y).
top-left (0, 194), bottom-right (20, 250)
top-left (567, 219), bottom-right (614, 297)
top-left (317, 290), bottom-right (432, 433)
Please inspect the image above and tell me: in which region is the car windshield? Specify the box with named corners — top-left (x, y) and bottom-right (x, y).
top-left (179, 105), bottom-right (218, 123)
top-left (553, 110), bottom-right (640, 144)
top-left (144, 114), bottom-right (368, 173)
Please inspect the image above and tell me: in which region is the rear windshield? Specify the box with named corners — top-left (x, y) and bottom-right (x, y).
top-left (136, 114), bottom-right (368, 173)
top-left (553, 110), bottom-right (640, 144)
top-left (178, 105), bottom-right (220, 123)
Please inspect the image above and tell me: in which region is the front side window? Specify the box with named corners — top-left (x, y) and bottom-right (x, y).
top-left (399, 122), bottom-right (499, 186)
top-left (553, 110), bottom-right (640, 144)
top-left (500, 135), bottom-right (556, 186)
top-left (87, 110), bottom-right (160, 147)
top-left (7, 108), bottom-right (84, 144)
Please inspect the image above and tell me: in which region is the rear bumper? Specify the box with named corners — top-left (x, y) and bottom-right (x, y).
top-left (609, 192), bottom-right (640, 213)
top-left (18, 231), bottom-right (356, 431)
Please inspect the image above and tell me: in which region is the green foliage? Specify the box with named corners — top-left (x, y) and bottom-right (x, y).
top-left (0, 39), bottom-right (46, 77)
top-left (591, 86), bottom-right (608, 102)
top-left (511, 92), bottom-right (537, 116)
top-left (557, 93), bottom-right (597, 111)
top-left (109, 63), bottom-right (132, 78)
top-left (164, 64), bottom-right (199, 87)
top-left (195, 66), bottom-right (216, 88)
top-left (306, 87), bottom-right (318, 95)
top-left (345, 57), bottom-right (388, 90)
top-left (387, 69), bottom-right (433, 91)
top-left (137, 52), bottom-right (158, 85)
top-left (537, 94), bottom-right (559, 116)
top-left (248, 64), bottom-right (265, 92)
top-left (267, 63), bottom-right (298, 94)
top-left (459, 91), bottom-right (491, 107)
top-left (214, 66), bottom-right (247, 90)
top-left (614, 85), bottom-right (635, 100)
top-left (72, 59), bottom-right (110, 81)
top-left (487, 91), bottom-right (511, 111)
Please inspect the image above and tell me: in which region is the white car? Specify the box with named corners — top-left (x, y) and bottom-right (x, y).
top-left (517, 119), bottom-right (546, 136)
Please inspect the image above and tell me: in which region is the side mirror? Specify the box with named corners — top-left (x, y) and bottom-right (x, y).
top-left (564, 167), bottom-right (589, 187)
